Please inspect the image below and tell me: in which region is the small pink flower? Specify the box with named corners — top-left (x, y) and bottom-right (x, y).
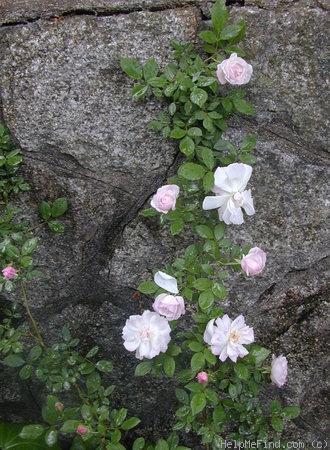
top-left (152, 293), bottom-right (185, 321)
top-left (217, 53), bottom-right (253, 85)
top-left (150, 184), bottom-right (180, 214)
top-left (2, 266), bottom-right (17, 280)
top-left (241, 247), bottom-right (266, 276)
top-left (271, 354), bottom-right (288, 388)
top-left (76, 425), bottom-right (88, 436)
top-left (197, 372), bottom-right (208, 383)
top-left (55, 402), bottom-right (63, 411)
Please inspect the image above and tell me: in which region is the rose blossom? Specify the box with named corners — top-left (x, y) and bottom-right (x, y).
top-left (197, 372), bottom-right (208, 383)
top-left (153, 293), bottom-right (185, 321)
top-left (202, 163), bottom-right (255, 225)
top-left (204, 314), bottom-right (254, 363)
top-left (2, 266), bottom-right (17, 280)
top-left (150, 184), bottom-right (180, 214)
top-left (55, 402), bottom-right (63, 412)
top-left (154, 271), bottom-right (179, 294)
top-left (76, 425), bottom-right (88, 435)
top-left (217, 53), bottom-right (253, 85)
top-left (271, 354), bottom-right (288, 388)
top-left (241, 247), bottom-right (266, 276)
top-left (122, 310), bottom-right (171, 360)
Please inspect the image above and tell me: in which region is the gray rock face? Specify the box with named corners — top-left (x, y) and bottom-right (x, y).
top-left (0, 0), bottom-right (329, 447)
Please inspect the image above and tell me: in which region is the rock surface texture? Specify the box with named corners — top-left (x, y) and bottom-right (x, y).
top-left (0, 0), bottom-right (329, 447)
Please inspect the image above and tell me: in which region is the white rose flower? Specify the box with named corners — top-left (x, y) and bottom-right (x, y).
top-left (153, 293), bottom-right (185, 321)
top-left (217, 53), bottom-right (253, 85)
top-left (204, 314), bottom-right (254, 363)
top-left (123, 310), bottom-right (171, 360)
top-left (202, 163), bottom-right (255, 225)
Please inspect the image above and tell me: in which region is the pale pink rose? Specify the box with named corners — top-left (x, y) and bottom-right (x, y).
top-left (123, 310), bottom-right (171, 360)
top-left (153, 293), bottom-right (185, 321)
top-left (150, 184), bottom-right (180, 214)
top-left (197, 372), bottom-right (208, 383)
top-left (204, 314), bottom-right (254, 363)
top-left (76, 425), bottom-right (88, 435)
top-left (271, 354), bottom-right (288, 388)
top-left (217, 53), bottom-right (253, 85)
top-left (2, 266), bottom-right (17, 280)
top-left (241, 247), bottom-right (266, 276)
top-left (202, 163), bottom-right (255, 225)
top-left (55, 401), bottom-right (63, 411)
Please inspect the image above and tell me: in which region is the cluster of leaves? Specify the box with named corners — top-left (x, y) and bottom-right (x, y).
top-left (121, 0), bottom-right (300, 448)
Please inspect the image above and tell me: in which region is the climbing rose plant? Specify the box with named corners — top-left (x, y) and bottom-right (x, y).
top-left (120, 0), bottom-right (300, 447)
top-left (0, 1), bottom-right (300, 450)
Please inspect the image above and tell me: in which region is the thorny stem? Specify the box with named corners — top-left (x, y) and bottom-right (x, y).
top-left (20, 280), bottom-right (46, 350)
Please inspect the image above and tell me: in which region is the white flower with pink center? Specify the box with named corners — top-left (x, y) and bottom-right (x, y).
top-left (203, 314), bottom-right (254, 363)
top-left (202, 163), bottom-right (255, 225)
top-left (123, 310), bottom-right (171, 360)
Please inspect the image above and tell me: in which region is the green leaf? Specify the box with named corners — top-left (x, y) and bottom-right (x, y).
top-left (191, 392), bottom-right (206, 416)
top-left (163, 355), bottom-right (175, 377)
top-left (137, 280), bottom-right (158, 294)
top-left (198, 30), bottom-right (218, 44)
top-left (39, 201), bottom-right (51, 221)
top-left (19, 424), bottom-right (44, 440)
top-left (203, 172), bottom-right (214, 193)
top-left (179, 136), bottom-right (195, 158)
top-left (212, 282), bottom-right (227, 300)
top-left (3, 354), bottom-right (25, 367)
top-left (120, 57), bottom-right (142, 80)
top-left (188, 341), bottom-right (204, 352)
top-left (201, 147), bottom-right (215, 170)
top-left (239, 154), bottom-right (258, 165)
top-left (121, 417), bottom-right (141, 431)
top-left (51, 197), bottom-right (68, 218)
top-left (175, 388), bottom-right (189, 405)
top-left (245, 345), bottom-right (270, 367)
top-left (131, 84), bottom-right (148, 99)
top-left (96, 360), bottom-right (113, 373)
top-left (133, 437), bottom-right (146, 450)
top-left (190, 88), bottom-right (208, 108)
top-left (233, 98), bottom-right (255, 116)
top-left (61, 325), bottom-right (71, 341)
top-left (282, 406), bottom-right (301, 419)
top-left (234, 362), bottom-right (250, 380)
top-left (187, 127), bottom-right (202, 137)
top-left (45, 428), bottom-right (58, 446)
top-left (213, 404), bottom-right (226, 422)
top-left (19, 364), bottom-right (33, 380)
top-left (270, 400), bottom-right (281, 415)
top-left (86, 345), bottom-right (99, 358)
top-left (185, 244), bottom-right (201, 264)
top-left (60, 420), bottom-right (81, 433)
top-left (241, 135), bottom-right (257, 152)
top-left (190, 352), bottom-right (205, 371)
top-left (143, 59), bottom-right (159, 81)
top-left (214, 222), bottom-right (226, 240)
top-left (220, 24), bottom-right (243, 41)
top-left (171, 220), bottom-right (184, 236)
top-left (140, 207), bottom-right (158, 217)
top-left (211, 0), bottom-right (228, 34)
top-left (195, 225), bottom-right (214, 239)
top-left (48, 220), bottom-right (65, 233)
top-left (135, 360), bottom-right (153, 376)
top-left (170, 128), bottom-right (186, 139)
top-left (155, 439), bottom-right (169, 450)
top-left (178, 163), bottom-right (206, 181)
top-left (21, 237), bottom-right (38, 256)
top-left (193, 278), bottom-right (213, 291)
top-left (198, 289), bottom-right (214, 310)
top-left (5, 244), bottom-right (20, 259)
top-left (271, 416), bottom-right (284, 432)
